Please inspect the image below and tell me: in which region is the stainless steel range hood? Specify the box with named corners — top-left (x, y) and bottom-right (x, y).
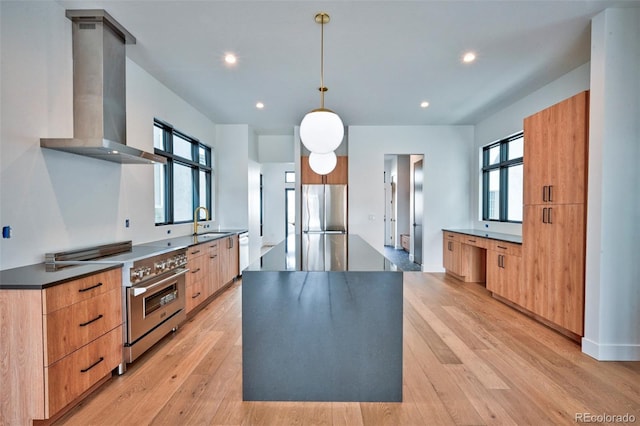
top-left (41, 10), bottom-right (166, 165)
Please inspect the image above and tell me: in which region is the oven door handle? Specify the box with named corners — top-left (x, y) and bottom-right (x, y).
top-left (131, 268), bottom-right (189, 297)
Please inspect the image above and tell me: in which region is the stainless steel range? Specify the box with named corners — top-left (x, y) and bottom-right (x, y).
top-left (46, 241), bottom-right (189, 370)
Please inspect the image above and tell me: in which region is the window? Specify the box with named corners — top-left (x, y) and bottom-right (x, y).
top-left (482, 132), bottom-right (523, 222)
top-left (153, 119), bottom-right (212, 225)
top-left (285, 171), bottom-right (296, 183)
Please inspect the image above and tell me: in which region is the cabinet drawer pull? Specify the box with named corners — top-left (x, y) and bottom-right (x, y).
top-left (210, 255), bottom-right (217, 259)
top-left (468, 239), bottom-right (476, 243)
top-left (210, 244), bottom-right (218, 248)
top-left (497, 245), bottom-right (507, 250)
top-left (191, 268), bottom-right (201, 274)
top-left (78, 282), bottom-right (103, 293)
top-left (79, 314), bottom-right (104, 327)
top-left (191, 249), bottom-right (201, 255)
top-left (192, 292), bottom-right (201, 299)
top-left (80, 357), bottom-right (104, 373)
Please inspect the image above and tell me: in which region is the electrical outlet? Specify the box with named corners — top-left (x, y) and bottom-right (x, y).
top-left (2, 226), bottom-right (11, 239)
top-left (125, 219), bottom-right (130, 228)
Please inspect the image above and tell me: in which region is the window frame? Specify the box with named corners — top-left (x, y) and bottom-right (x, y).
top-left (482, 131), bottom-right (523, 223)
top-left (154, 119), bottom-right (212, 226)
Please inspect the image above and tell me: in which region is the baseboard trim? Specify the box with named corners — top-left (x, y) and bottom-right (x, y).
top-left (582, 338), bottom-right (640, 361)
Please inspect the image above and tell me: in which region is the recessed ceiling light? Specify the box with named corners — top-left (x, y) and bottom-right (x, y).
top-left (256, 102), bottom-right (264, 109)
top-left (420, 101), bottom-right (430, 108)
top-left (462, 52), bottom-right (476, 63)
top-left (224, 53), bottom-right (237, 64)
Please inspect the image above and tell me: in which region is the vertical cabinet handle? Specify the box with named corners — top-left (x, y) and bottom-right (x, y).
top-left (542, 208), bottom-right (546, 223)
top-left (548, 185), bottom-right (553, 202)
top-left (542, 185), bottom-right (548, 202)
top-left (548, 208), bottom-right (552, 224)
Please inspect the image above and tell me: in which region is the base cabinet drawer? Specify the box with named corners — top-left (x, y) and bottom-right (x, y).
top-left (185, 279), bottom-right (207, 314)
top-left (45, 288), bottom-right (122, 365)
top-left (45, 325), bottom-right (123, 416)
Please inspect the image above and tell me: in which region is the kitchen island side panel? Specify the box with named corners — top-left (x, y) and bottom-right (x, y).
top-left (242, 270), bottom-right (403, 402)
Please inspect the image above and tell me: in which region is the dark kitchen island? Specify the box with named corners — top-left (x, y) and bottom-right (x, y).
top-left (242, 233), bottom-right (403, 402)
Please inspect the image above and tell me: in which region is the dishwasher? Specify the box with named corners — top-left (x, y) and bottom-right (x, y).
top-left (239, 232), bottom-right (249, 275)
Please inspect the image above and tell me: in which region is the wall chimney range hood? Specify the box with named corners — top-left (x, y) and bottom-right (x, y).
top-left (41, 10), bottom-right (166, 165)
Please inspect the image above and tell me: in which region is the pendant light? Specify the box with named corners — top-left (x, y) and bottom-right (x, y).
top-left (300, 12), bottom-right (344, 155)
top-left (309, 151), bottom-right (337, 176)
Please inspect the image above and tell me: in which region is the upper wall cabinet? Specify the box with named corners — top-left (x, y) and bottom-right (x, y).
top-left (523, 91), bottom-right (589, 205)
top-left (301, 155), bottom-right (348, 185)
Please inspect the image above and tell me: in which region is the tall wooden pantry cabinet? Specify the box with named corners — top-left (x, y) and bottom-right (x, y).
top-left (522, 90), bottom-right (589, 337)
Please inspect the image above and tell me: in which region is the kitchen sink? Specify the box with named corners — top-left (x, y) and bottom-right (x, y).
top-left (194, 232), bottom-right (231, 238)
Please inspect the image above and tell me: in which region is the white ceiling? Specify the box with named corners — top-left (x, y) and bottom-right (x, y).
top-left (57, 0), bottom-right (638, 135)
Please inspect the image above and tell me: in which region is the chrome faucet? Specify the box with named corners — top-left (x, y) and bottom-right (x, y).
top-left (193, 206), bottom-right (209, 235)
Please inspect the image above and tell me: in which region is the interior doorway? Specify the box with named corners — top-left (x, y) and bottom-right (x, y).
top-left (285, 188), bottom-right (295, 239)
top-left (413, 158), bottom-right (423, 266)
top-left (383, 154), bottom-right (423, 269)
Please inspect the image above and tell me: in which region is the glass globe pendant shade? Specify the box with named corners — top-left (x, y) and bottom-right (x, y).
top-left (309, 151), bottom-right (337, 175)
top-left (300, 109), bottom-right (344, 154)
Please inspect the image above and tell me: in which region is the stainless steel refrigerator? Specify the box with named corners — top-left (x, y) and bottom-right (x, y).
top-left (302, 184), bottom-right (347, 234)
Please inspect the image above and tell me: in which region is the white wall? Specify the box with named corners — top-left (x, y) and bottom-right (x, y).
top-left (583, 8), bottom-right (640, 361)
top-left (215, 125), bottom-right (250, 230)
top-left (258, 135), bottom-right (294, 163)
top-left (261, 163), bottom-right (295, 246)
top-left (348, 126), bottom-right (474, 272)
top-left (0, 1), bottom-right (217, 269)
top-left (473, 63), bottom-right (591, 235)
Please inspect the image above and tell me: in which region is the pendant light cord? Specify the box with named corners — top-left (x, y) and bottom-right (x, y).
top-left (319, 14), bottom-right (325, 109)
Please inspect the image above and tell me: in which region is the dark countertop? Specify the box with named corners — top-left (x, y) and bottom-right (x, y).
top-left (0, 229), bottom-right (247, 290)
top-left (142, 229), bottom-right (247, 250)
top-left (442, 228), bottom-right (522, 244)
top-left (0, 263), bottom-right (122, 290)
top-left (245, 234), bottom-right (399, 272)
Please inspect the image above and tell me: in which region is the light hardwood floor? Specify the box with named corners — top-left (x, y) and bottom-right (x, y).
top-left (55, 273), bottom-right (640, 425)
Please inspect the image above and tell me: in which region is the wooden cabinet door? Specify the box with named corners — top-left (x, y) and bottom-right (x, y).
top-left (524, 91), bottom-right (588, 206)
top-left (220, 235), bottom-right (239, 286)
top-left (523, 205), bottom-right (550, 317)
top-left (523, 107), bottom-right (550, 205)
top-left (442, 238), bottom-right (461, 276)
top-left (544, 92), bottom-right (588, 205)
top-left (545, 204), bottom-right (585, 335)
top-left (324, 156), bottom-right (348, 184)
top-left (300, 156), bottom-right (324, 184)
top-left (523, 204), bottom-right (585, 335)
top-left (208, 242), bottom-right (221, 292)
top-left (486, 250), bottom-right (502, 294)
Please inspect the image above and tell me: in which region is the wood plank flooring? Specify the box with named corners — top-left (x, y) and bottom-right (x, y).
top-left (55, 273), bottom-right (640, 425)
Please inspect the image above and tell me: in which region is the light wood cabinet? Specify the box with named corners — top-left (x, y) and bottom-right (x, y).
top-left (400, 234), bottom-right (410, 252)
top-left (220, 234), bottom-right (239, 286)
top-left (301, 155), bottom-right (348, 184)
top-left (443, 234), bottom-right (462, 277)
top-left (486, 245), bottom-right (523, 308)
top-left (0, 268), bottom-right (123, 424)
top-left (524, 91), bottom-right (588, 206)
top-left (522, 91), bottom-right (588, 337)
top-left (442, 232), bottom-right (485, 283)
top-left (185, 240), bottom-right (223, 314)
top-left (185, 236), bottom-right (236, 315)
top-left (523, 204), bottom-right (585, 335)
